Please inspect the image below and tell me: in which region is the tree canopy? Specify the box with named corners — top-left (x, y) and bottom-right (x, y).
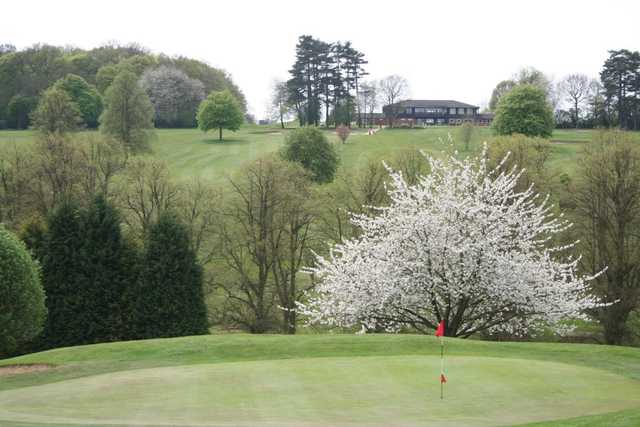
top-left (492, 84), bottom-right (555, 137)
top-left (141, 65), bottom-right (205, 128)
top-left (196, 90), bottom-right (244, 140)
top-left (0, 42), bottom-right (246, 128)
top-left (0, 225), bottom-right (46, 356)
top-left (301, 149), bottom-right (597, 337)
top-left (99, 69), bottom-right (155, 152)
top-left (31, 86), bottom-right (82, 134)
top-left (281, 127), bottom-right (338, 183)
top-left (53, 74), bottom-right (103, 128)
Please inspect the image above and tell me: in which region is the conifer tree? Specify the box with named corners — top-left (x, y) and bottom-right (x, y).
top-left (79, 195), bottom-right (136, 343)
top-left (132, 212), bottom-right (208, 338)
top-left (40, 201), bottom-right (84, 348)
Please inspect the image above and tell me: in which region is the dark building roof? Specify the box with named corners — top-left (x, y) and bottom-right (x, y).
top-left (392, 99), bottom-right (479, 109)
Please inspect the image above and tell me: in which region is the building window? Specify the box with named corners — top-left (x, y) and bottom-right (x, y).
top-left (405, 107), bottom-right (413, 114)
top-left (449, 108), bottom-right (456, 115)
top-left (457, 108), bottom-right (465, 115)
top-left (415, 107), bottom-right (426, 114)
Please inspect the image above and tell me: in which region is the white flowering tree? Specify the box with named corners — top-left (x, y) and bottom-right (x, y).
top-left (300, 149), bottom-right (599, 337)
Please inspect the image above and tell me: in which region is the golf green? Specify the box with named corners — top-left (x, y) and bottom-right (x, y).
top-left (1, 355), bottom-right (637, 426)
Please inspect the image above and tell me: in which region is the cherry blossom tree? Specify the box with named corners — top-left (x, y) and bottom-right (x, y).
top-left (300, 148), bottom-right (600, 337)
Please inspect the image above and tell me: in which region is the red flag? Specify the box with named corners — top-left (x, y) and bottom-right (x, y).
top-left (440, 374), bottom-right (447, 384)
top-left (435, 320), bottom-right (445, 337)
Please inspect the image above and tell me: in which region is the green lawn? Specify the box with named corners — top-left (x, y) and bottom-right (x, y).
top-left (1, 334), bottom-right (639, 426)
top-left (0, 126), bottom-right (597, 185)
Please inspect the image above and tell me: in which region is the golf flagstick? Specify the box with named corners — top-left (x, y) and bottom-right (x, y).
top-left (435, 320), bottom-right (446, 399)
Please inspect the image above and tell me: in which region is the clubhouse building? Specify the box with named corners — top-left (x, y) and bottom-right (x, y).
top-left (379, 100), bottom-right (494, 127)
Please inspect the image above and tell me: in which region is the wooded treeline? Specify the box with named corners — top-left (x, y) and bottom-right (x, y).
top-left (287, 35), bottom-right (368, 127)
top-left (0, 42), bottom-right (246, 129)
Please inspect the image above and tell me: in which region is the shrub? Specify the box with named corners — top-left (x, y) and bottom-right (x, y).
top-left (336, 125), bottom-right (350, 144)
top-left (0, 225), bottom-right (46, 356)
top-left (281, 127), bottom-right (339, 184)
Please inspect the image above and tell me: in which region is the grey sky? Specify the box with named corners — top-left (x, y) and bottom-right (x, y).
top-left (3, 0), bottom-right (639, 118)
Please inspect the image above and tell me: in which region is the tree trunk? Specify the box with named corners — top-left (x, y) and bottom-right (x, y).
top-left (219, 127), bottom-right (222, 141)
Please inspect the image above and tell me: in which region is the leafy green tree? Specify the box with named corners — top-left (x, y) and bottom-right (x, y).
top-left (31, 87), bottom-right (82, 134)
top-left (7, 94), bottom-right (38, 129)
top-left (196, 90), bottom-right (244, 140)
top-left (131, 212), bottom-right (208, 339)
top-left (99, 70), bottom-right (155, 153)
top-left (96, 64), bottom-right (119, 94)
top-left (0, 225), bottom-right (46, 357)
top-left (281, 127), bottom-right (338, 183)
top-left (492, 84), bottom-right (554, 138)
top-left (54, 74), bottom-right (103, 128)
top-left (40, 201), bottom-right (84, 348)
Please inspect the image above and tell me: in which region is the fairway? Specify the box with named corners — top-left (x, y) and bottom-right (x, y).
top-left (1, 334), bottom-right (640, 426)
top-left (0, 127), bottom-right (604, 184)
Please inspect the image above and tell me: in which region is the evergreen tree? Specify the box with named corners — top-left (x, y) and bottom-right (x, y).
top-left (131, 212), bottom-right (208, 339)
top-left (40, 201), bottom-right (84, 348)
top-left (600, 49), bottom-right (640, 130)
top-left (79, 195), bottom-right (136, 343)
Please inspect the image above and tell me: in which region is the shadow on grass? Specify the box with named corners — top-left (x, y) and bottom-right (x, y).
top-left (200, 137), bottom-right (251, 146)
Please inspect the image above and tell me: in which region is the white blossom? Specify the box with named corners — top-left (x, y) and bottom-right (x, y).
top-left (299, 147), bottom-right (601, 336)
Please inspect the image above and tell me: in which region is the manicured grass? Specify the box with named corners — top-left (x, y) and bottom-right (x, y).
top-left (1, 334), bottom-right (639, 426)
top-left (0, 127), bottom-right (599, 185)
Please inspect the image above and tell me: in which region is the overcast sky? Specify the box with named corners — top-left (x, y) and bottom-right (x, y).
top-left (3, 0), bottom-right (639, 118)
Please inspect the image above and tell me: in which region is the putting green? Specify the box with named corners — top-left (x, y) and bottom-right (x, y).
top-left (0, 356), bottom-right (638, 427)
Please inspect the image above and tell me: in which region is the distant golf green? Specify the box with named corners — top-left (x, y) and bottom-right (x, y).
top-left (1, 334), bottom-right (639, 426)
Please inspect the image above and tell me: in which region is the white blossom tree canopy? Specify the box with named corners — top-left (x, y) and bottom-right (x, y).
top-left (140, 66), bottom-right (205, 128)
top-left (300, 148), bottom-right (600, 337)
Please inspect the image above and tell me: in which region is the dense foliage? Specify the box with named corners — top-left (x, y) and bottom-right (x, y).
top-left (99, 70), bottom-right (155, 152)
top-left (287, 35), bottom-right (367, 126)
top-left (141, 66), bottom-right (205, 128)
top-left (492, 85), bottom-right (555, 137)
top-left (53, 74), bottom-right (103, 128)
top-left (40, 202), bottom-right (85, 348)
top-left (600, 49), bottom-right (640, 130)
top-left (196, 90), bottom-right (244, 140)
top-left (0, 225), bottom-right (46, 356)
top-left (131, 212), bottom-right (209, 339)
top-left (0, 43), bottom-right (246, 128)
top-left (31, 87), bottom-right (82, 134)
top-left (281, 127), bottom-right (338, 183)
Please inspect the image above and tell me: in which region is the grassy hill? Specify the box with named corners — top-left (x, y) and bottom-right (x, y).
top-left (1, 334), bottom-right (639, 426)
top-left (0, 126), bottom-right (597, 185)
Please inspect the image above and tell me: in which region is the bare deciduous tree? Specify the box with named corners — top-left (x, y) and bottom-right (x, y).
top-left (378, 75), bottom-right (409, 127)
top-left (559, 73), bottom-right (591, 128)
top-left (217, 158), bottom-right (316, 333)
